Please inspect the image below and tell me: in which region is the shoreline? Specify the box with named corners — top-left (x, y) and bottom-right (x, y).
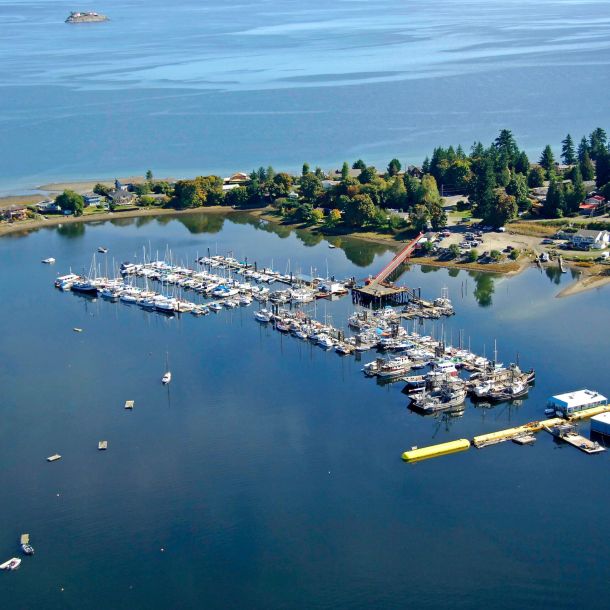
top-left (2, 202), bottom-right (608, 297)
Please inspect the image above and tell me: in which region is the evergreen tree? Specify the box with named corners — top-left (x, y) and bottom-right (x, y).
top-left (528, 166), bottom-right (545, 188)
top-left (302, 162), bottom-right (310, 176)
top-left (421, 156), bottom-right (430, 174)
top-left (596, 148), bottom-right (610, 188)
top-left (506, 173), bottom-right (530, 209)
top-left (561, 134), bottom-right (576, 165)
top-left (341, 162), bottom-right (349, 181)
top-left (514, 151), bottom-right (530, 175)
top-left (566, 166), bottom-right (586, 215)
top-left (493, 129), bottom-right (519, 168)
top-left (469, 156), bottom-right (496, 221)
top-left (352, 159), bottom-right (366, 171)
top-left (543, 180), bottom-right (565, 218)
top-left (539, 145), bottom-right (555, 176)
top-left (580, 150), bottom-right (595, 181)
top-left (589, 127), bottom-right (608, 160)
top-left (577, 136), bottom-right (590, 163)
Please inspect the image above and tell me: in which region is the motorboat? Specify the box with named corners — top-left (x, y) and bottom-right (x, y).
top-left (97, 247), bottom-right (108, 254)
top-left (254, 309), bottom-right (272, 323)
top-left (71, 280), bottom-right (98, 295)
top-left (162, 371), bottom-right (171, 385)
top-left (0, 558), bottom-right (21, 570)
top-left (21, 544), bottom-right (34, 556)
top-left (42, 257), bottom-right (56, 264)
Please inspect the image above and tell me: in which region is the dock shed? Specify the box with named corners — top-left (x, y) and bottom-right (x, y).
top-left (591, 412), bottom-right (610, 437)
top-left (547, 389), bottom-right (607, 417)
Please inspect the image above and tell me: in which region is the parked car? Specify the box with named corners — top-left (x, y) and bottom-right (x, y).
top-left (541, 238), bottom-right (554, 245)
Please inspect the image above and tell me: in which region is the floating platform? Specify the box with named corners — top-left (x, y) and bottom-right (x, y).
top-left (98, 441), bottom-right (108, 450)
top-left (402, 439), bottom-right (470, 462)
top-left (544, 426), bottom-right (606, 454)
top-left (124, 400), bottom-right (134, 410)
top-left (513, 434), bottom-right (537, 445)
top-left (473, 418), bottom-right (564, 448)
top-left (352, 283), bottom-right (413, 306)
top-left (47, 454), bottom-right (61, 462)
top-left (20, 534), bottom-right (29, 545)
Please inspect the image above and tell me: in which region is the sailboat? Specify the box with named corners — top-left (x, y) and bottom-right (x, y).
top-left (162, 353), bottom-right (172, 385)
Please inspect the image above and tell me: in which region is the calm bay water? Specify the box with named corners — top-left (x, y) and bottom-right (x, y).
top-left (1, 0), bottom-right (610, 191)
top-left (0, 213), bottom-right (609, 608)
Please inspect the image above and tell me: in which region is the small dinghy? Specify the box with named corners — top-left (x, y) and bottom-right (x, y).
top-left (21, 544), bottom-right (34, 556)
top-left (42, 257), bottom-right (56, 264)
top-left (97, 247), bottom-right (108, 254)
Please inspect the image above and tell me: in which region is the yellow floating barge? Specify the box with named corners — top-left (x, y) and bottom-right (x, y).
top-left (402, 405), bottom-right (610, 462)
top-left (402, 439), bottom-right (470, 462)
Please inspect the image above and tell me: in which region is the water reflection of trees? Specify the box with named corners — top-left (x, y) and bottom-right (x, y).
top-left (448, 268), bottom-right (460, 278)
top-left (470, 272), bottom-right (497, 307)
top-left (176, 214), bottom-right (225, 235)
top-left (57, 222), bottom-right (85, 238)
top-left (545, 266), bottom-right (562, 285)
top-left (109, 217), bottom-right (136, 228)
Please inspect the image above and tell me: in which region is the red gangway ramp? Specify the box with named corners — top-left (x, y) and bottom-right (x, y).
top-left (373, 232), bottom-right (423, 284)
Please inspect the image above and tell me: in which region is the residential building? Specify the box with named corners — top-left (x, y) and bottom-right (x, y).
top-left (570, 229), bottom-right (609, 250)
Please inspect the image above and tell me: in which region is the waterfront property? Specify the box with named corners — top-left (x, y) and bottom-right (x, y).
top-left (569, 229), bottom-right (609, 250)
top-left (547, 389), bottom-right (608, 417)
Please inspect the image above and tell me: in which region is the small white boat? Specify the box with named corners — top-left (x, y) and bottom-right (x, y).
top-left (97, 247), bottom-right (108, 254)
top-left (21, 543), bottom-right (34, 556)
top-left (328, 244), bottom-right (336, 249)
top-left (0, 557), bottom-right (21, 570)
top-left (42, 257), bottom-right (56, 264)
top-left (162, 353), bottom-right (171, 385)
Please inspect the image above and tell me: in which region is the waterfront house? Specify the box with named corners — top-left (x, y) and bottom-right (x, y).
top-left (547, 389), bottom-right (607, 417)
top-left (83, 192), bottom-right (102, 207)
top-left (35, 200), bottom-right (62, 214)
top-left (570, 229), bottom-right (609, 250)
top-left (2, 206), bottom-right (28, 221)
top-left (321, 180), bottom-right (340, 191)
top-left (108, 189), bottom-right (136, 206)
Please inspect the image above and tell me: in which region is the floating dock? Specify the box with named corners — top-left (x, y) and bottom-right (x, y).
top-left (402, 439), bottom-right (470, 462)
top-left (46, 454), bottom-right (61, 462)
top-left (544, 425), bottom-right (606, 454)
top-left (402, 405), bottom-right (610, 462)
top-left (20, 534), bottom-right (29, 545)
top-left (124, 400), bottom-right (134, 410)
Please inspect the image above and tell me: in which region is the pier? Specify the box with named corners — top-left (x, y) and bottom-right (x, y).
top-left (352, 233), bottom-right (422, 306)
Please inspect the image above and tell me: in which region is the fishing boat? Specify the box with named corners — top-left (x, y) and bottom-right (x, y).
top-left (487, 379), bottom-right (529, 402)
top-left (21, 543), bottom-right (34, 556)
top-left (162, 353), bottom-right (171, 385)
top-left (410, 384), bottom-right (467, 415)
top-left (0, 558), bottom-right (21, 570)
top-left (71, 279), bottom-right (98, 295)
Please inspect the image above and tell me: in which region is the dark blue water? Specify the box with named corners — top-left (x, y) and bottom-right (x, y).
top-left (1, 0), bottom-right (610, 191)
top-left (0, 213), bottom-right (609, 608)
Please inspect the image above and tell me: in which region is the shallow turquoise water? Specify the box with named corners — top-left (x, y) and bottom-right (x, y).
top-left (1, 0), bottom-right (610, 190)
top-left (0, 214), bottom-right (608, 608)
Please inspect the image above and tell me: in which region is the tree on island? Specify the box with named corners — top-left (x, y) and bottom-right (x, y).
top-left (352, 159), bottom-right (366, 171)
top-left (561, 134), bottom-right (576, 165)
top-left (341, 162), bottom-right (350, 181)
top-left (55, 190), bottom-right (84, 216)
top-left (145, 169), bottom-right (153, 182)
top-left (527, 166), bottom-right (545, 188)
top-left (343, 194), bottom-right (376, 227)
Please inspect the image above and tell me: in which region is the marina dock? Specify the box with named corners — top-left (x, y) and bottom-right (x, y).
top-left (402, 405), bottom-right (610, 462)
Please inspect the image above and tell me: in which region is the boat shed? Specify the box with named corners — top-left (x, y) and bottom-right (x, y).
top-left (591, 412), bottom-right (610, 437)
top-left (547, 389), bottom-right (607, 417)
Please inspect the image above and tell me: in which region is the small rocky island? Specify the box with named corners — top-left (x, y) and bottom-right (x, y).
top-left (65, 11), bottom-right (108, 23)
